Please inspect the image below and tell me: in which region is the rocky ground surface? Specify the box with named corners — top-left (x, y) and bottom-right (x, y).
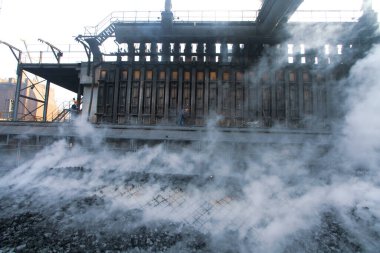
top-left (0, 196), bottom-right (377, 252)
top-left (0, 212), bottom-right (210, 252)
top-left (0, 168), bottom-right (379, 252)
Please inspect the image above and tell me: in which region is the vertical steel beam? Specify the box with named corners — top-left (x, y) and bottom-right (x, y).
top-left (325, 72), bottom-right (332, 128)
top-left (298, 68), bottom-right (304, 125)
top-left (204, 68), bottom-right (209, 118)
top-left (164, 67), bottom-right (170, 121)
top-left (271, 70), bottom-right (277, 122)
top-left (138, 67), bottom-right (145, 122)
top-left (113, 66), bottom-right (121, 123)
top-left (151, 68), bottom-right (158, 123)
top-left (257, 77), bottom-right (263, 124)
top-left (0, 41), bottom-right (22, 121)
top-left (284, 68), bottom-right (290, 127)
top-left (252, 72), bottom-right (259, 122)
top-left (126, 66), bottom-right (133, 119)
top-left (230, 69), bottom-right (236, 123)
top-left (243, 71), bottom-right (249, 122)
top-left (13, 63), bottom-right (22, 121)
top-left (191, 68), bottom-right (196, 124)
top-left (177, 67), bottom-right (183, 112)
top-left (217, 68), bottom-right (223, 115)
top-left (42, 80), bottom-right (51, 122)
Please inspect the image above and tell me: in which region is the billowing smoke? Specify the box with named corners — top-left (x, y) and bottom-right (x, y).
top-left (1, 23), bottom-right (380, 253)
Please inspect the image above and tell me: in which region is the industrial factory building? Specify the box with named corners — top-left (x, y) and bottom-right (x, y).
top-left (0, 0), bottom-right (378, 147)
top-left (1, 1), bottom-right (380, 251)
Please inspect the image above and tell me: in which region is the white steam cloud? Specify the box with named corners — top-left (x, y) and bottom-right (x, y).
top-left (1, 28), bottom-right (380, 253)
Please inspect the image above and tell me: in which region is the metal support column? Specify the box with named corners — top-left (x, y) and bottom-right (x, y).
top-left (13, 66), bottom-right (22, 121)
top-left (284, 68), bottom-right (290, 127)
top-left (312, 70), bottom-right (318, 128)
top-left (112, 66), bottom-right (121, 123)
top-left (271, 71), bottom-right (277, 122)
top-left (191, 68), bottom-right (196, 124)
top-left (126, 66), bottom-right (133, 120)
top-left (230, 69), bottom-right (236, 123)
top-left (298, 68), bottom-right (304, 126)
top-left (217, 68), bottom-right (223, 114)
top-left (164, 67), bottom-right (170, 122)
top-left (0, 41), bottom-right (23, 121)
top-left (177, 67), bottom-right (184, 111)
top-left (204, 68), bottom-right (209, 118)
top-left (243, 72), bottom-right (249, 122)
top-left (151, 68), bottom-right (158, 123)
top-left (325, 72), bottom-right (332, 128)
top-left (138, 67), bottom-right (145, 122)
top-left (257, 77), bottom-right (263, 124)
top-left (42, 80), bottom-right (50, 121)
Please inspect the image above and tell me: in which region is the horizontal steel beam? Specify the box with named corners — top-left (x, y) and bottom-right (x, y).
top-left (0, 122), bottom-right (331, 145)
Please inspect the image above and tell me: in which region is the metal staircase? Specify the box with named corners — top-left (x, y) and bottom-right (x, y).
top-left (52, 109), bottom-right (70, 122)
top-left (49, 101), bottom-right (75, 122)
top-left (95, 23), bottom-right (116, 44)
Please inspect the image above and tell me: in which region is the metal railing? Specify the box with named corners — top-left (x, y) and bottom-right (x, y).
top-left (19, 43), bottom-right (88, 65)
top-left (83, 9), bottom-right (362, 36)
top-left (173, 10), bottom-right (259, 23)
top-left (289, 10), bottom-right (362, 23)
top-left (0, 111), bottom-right (13, 121)
top-left (83, 11), bottom-right (163, 36)
top-left (49, 100), bottom-right (74, 122)
top-left (17, 10), bottom-right (363, 65)
top-left (83, 10), bottom-right (260, 36)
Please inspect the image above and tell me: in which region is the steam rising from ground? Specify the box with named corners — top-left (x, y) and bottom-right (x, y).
top-left (1, 38), bottom-right (380, 253)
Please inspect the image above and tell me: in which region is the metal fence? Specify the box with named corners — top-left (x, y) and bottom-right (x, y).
top-left (20, 43), bottom-right (88, 65)
top-left (289, 10), bottom-right (362, 23)
top-left (83, 9), bottom-right (362, 36)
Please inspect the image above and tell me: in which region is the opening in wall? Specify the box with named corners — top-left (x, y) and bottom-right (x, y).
top-left (300, 44), bottom-right (305, 54)
top-left (236, 72), bottom-right (243, 82)
top-left (192, 43), bottom-right (197, 53)
top-left (121, 70), bottom-right (128, 81)
top-left (210, 71), bottom-right (217, 81)
top-left (216, 43), bottom-right (221, 54)
top-left (157, 43), bottom-right (163, 53)
top-left (100, 70), bottom-right (107, 80)
top-left (145, 43), bottom-right (151, 53)
top-left (146, 70), bottom-right (153, 80)
top-left (159, 71), bottom-right (166, 80)
top-left (133, 70), bottom-right (141, 80)
top-left (172, 71), bottom-right (178, 80)
top-left (337, 44), bottom-right (343, 55)
top-left (184, 71), bottom-right (191, 81)
top-left (134, 43), bottom-right (140, 53)
top-left (227, 44), bottom-right (233, 54)
top-left (288, 44), bottom-right (294, 54)
top-left (197, 71), bottom-right (204, 81)
top-left (325, 44), bottom-right (330, 55)
top-left (223, 72), bottom-right (229, 81)
top-left (180, 43), bottom-right (185, 53)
